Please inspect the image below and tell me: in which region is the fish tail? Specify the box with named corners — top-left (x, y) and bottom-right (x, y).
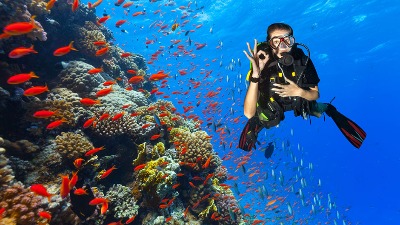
top-left (30, 71), bottom-right (39, 78)
top-left (69, 41), bottom-right (78, 51)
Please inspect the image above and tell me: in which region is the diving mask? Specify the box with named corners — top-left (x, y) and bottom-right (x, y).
top-left (268, 34), bottom-right (295, 49)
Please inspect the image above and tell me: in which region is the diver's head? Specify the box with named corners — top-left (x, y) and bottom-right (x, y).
top-left (266, 23), bottom-right (295, 58)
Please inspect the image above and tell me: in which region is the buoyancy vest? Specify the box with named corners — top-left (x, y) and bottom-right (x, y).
top-left (248, 47), bottom-right (315, 128)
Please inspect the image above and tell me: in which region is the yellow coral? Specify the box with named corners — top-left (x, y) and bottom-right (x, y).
top-left (198, 199), bottom-right (217, 219)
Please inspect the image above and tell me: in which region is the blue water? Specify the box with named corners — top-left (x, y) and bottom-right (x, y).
top-left (90, 0), bottom-right (400, 224)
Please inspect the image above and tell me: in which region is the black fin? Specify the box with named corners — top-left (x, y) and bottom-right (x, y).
top-left (325, 104), bottom-right (367, 148)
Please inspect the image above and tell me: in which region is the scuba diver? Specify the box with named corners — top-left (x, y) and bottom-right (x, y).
top-left (239, 23), bottom-right (366, 152)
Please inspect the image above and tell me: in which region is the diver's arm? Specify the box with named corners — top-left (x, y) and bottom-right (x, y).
top-left (299, 86), bottom-right (319, 101)
top-left (244, 75), bottom-right (259, 118)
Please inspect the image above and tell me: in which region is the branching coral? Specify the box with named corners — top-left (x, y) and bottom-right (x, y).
top-left (0, 140), bottom-right (15, 187)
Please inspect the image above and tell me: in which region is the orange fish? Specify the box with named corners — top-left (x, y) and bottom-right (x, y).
top-left (46, 0), bottom-right (56, 10)
top-left (100, 165), bottom-right (117, 179)
top-left (120, 52), bottom-right (132, 57)
top-left (74, 188), bottom-right (88, 195)
top-left (125, 216), bottom-right (136, 224)
top-left (97, 15), bottom-right (110, 25)
top-left (89, 197), bottom-right (108, 205)
top-left (80, 98), bottom-right (101, 106)
top-left (30, 184), bottom-right (53, 202)
top-left (115, 20), bottom-right (127, 27)
top-left (112, 111), bottom-right (125, 121)
top-left (7, 71), bottom-right (39, 84)
top-left (202, 155), bottom-right (212, 169)
top-left (60, 174), bottom-right (70, 199)
top-left (132, 11), bottom-right (145, 17)
top-left (96, 86), bottom-right (113, 97)
top-left (150, 134), bottom-right (161, 140)
top-left (114, 0), bottom-right (124, 6)
top-left (88, 67), bottom-right (103, 74)
top-left (127, 69), bottom-right (136, 74)
top-left (46, 118), bottom-right (67, 129)
top-left (24, 85), bottom-right (49, 96)
top-left (53, 41), bottom-right (78, 56)
top-left (88, 0), bottom-right (103, 8)
top-left (99, 113), bottom-right (110, 121)
top-left (73, 158), bottom-right (84, 169)
top-left (267, 199), bottom-right (276, 206)
top-left (38, 211), bottom-right (52, 221)
top-left (83, 117), bottom-right (96, 128)
top-left (128, 76), bottom-right (144, 84)
top-left (172, 183), bottom-right (180, 189)
top-left (8, 45), bottom-right (37, 58)
top-left (72, 0), bottom-right (79, 11)
top-left (85, 146), bottom-right (105, 156)
top-left (103, 80), bottom-right (116, 86)
top-left (95, 46), bottom-right (109, 56)
top-left (101, 201), bottom-right (108, 214)
top-left (133, 163), bottom-right (146, 171)
top-left (122, 2), bottom-right (133, 8)
top-left (148, 71), bottom-right (169, 81)
top-left (69, 171), bottom-right (78, 189)
top-left (93, 40), bottom-right (107, 46)
top-left (33, 110), bottom-right (57, 118)
top-left (3, 16), bottom-right (38, 35)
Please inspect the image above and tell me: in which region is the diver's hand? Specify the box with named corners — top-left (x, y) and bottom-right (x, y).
top-left (243, 39), bottom-right (269, 77)
top-left (271, 77), bottom-right (303, 97)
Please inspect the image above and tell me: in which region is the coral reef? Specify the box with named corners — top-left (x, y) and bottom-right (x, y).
top-left (0, 182), bottom-right (46, 225)
top-left (105, 184), bottom-right (139, 220)
top-left (54, 131), bottom-right (94, 161)
top-left (57, 61), bottom-right (104, 94)
top-left (0, 138), bottom-right (15, 187)
top-left (169, 127), bottom-right (222, 172)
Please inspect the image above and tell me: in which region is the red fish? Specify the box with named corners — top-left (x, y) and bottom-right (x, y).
top-left (127, 69), bottom-right (136, 74)
top-left (120, 52), bottom-right (132, 57)
top-left (96, 86), bottom-right (113, 97)
top-left (88, 67), bottom-right (103, 74)
top-left (122, 2), bottom-right (133, 8)
top-left (150, 134), bottom-right (161, 140)
top-left (73, 158), bottom-right (84, 169)
top-left (103, 80), bottom-right (116, 86)
top-left (60, 174), bottom-right (70, 199)
top-left (8, 45), bottom-right (37, 58)
top-left (202, 155), bottom-right (212, 169)
top-left (97, 15), bottom-right (110, 25)
top-left (7, 71), bottom-right (39, 84)
top-left (3, 16), bottom-right (38, 35)
top-left (101, 201), bottom-right (108, 214)
top-left (46, 118), bottom-right (67, 129)
top-left (112, 111), bottom-right (125, 121)
top-left (30, 184), bottom-right (53, 202)
top-left (128, 76), bottom-right (144, 84)
top-left (46, 0), bottom-right (56, 10)
top-left (23, 85), bottom-right (49, 96)
top-left (94, 40), bottom-right (107, 46)
top-left (125, 216), bottom-right (136, 224)
top-left (38, 211), bottom-right (52, 221)
top-left (69, 171), bottom-right (78, 189)
top-left (53, 41), bottom-right (78, 56)
top-left (133, 163), bottom-right (146, 171)
top-left (95, 46), bottom-right (109, 56)
top-left (148, 71), bottom-right (169, 81)
top-left (89, 197), bottom-right (108, 205)
top-left (72, 0), bottom-right (79, 11)
top-left (85, 146), bottom-right (105, 156)
top-left (80, 98), bottom-right (101, 106)
top-left (83, 117), bottom-right (96, 128)
top-left (74, 188), bottom-right (88, 195)
top-left (114, 0), bottom-right (124, 6)
top-left (33, 110), bottom-right (57, 118)
top-left (115, 20), bottom-right (127, 27)
top-left (99, 113), bottom-right (110, 121)
top-left (100, 165), bottom-right (117, 179)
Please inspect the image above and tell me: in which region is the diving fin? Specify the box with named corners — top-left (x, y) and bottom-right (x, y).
top-left (325, 103), bottom-right (366, 149)
top-left (239, 116), bottom-right (263, 151)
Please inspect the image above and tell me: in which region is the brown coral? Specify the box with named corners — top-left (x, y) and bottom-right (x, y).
top-left (54, 132), bottom-right (94, 161)
top-left (0, 182), bottom-right (46, 225)
top-left (169, 128), bottom-right (221, 172)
